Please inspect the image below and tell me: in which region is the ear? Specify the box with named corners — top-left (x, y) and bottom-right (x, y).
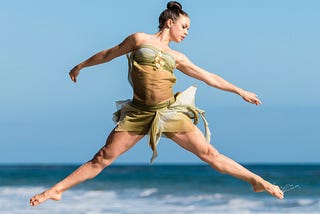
top-left (166, 19), bottom-right (174, 28)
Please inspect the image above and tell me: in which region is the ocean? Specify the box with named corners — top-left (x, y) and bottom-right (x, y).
top-left (0, 164), bottom-right (319, 214)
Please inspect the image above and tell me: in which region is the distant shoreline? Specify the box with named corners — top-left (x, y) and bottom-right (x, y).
top-left (1, 163), bottom-right (319, 167)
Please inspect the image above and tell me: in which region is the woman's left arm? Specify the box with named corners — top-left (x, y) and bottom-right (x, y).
top-left (175, 52), bottom-right (261, 105)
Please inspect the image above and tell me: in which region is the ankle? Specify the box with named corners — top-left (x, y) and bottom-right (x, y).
top-left (48, 186), bottom-right (63, 195)
top-left (250, 175), bottom-right (262, 186)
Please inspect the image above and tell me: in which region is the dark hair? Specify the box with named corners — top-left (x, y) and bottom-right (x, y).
top-left (158, 1), bottom-right (189, 30)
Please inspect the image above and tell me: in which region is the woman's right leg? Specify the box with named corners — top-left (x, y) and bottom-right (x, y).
top-left (29, 130), bottom-right (144, 206)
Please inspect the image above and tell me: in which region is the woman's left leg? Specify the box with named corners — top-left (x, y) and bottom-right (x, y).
top-left (166, 127), bottom-right (284, 199)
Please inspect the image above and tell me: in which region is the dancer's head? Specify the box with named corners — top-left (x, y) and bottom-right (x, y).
top-left (158, 1), bottom-right (190, 42)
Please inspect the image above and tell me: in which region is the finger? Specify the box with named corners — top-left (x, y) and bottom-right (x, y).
top-left (69, 73), bottom-right (76, 83)
top-left (255, 99), bottom-right (262, 105)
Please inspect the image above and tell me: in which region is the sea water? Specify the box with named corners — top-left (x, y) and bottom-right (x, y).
top-left (0, 164), bottom-right (319, 214)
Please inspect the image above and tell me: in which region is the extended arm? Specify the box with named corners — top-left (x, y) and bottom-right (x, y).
top-left (69, 34), bottom-right (136, 83)
top-left (175, 52), bottom-right (261, 105)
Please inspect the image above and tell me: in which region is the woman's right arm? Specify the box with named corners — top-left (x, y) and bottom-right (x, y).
top-left (69, 33), bottom-right (137, 83)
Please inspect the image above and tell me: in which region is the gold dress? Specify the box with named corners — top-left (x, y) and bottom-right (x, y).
top-left (113, 44), bottom-right (211, 163)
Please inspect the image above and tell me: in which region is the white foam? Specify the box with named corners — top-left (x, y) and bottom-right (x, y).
top-left (139, 188), bottom-right (158, 197)
top-left (1, 186), bottom-right (319, 214)
top-left (297, 199), bottom-right (315, 206)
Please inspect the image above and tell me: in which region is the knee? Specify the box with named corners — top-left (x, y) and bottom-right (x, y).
top-left (198, 148), bottom-right (229, 174)
top-left (90, 148), bottom-right (117, 169)
top-left (198, 147), bottom-right (220, 164)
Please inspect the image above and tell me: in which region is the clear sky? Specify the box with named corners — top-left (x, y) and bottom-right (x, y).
top-left (1, 0), bottom-right (319, 164)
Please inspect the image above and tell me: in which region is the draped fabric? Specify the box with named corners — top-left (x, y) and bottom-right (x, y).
top-left (113, 85), bottom-right (211, 163)
top-left (113, 44), bottom-right (212, 163)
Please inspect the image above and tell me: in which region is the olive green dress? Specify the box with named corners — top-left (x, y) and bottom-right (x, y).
top-left (113, 44), bottom-right (211, 163)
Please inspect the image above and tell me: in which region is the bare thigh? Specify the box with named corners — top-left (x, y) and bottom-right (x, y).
top-left (166, 127), bottom-right (219, 161)
top-left (91, 129), bottom-right (145, 166)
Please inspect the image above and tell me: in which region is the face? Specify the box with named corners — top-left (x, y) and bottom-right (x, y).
top-left (168, 15), bottom-right (190, 43)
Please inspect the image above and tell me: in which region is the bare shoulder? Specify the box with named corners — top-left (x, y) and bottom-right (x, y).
top-left (118, 32), bottom-right (145, 48)
top-left (131, 32), bottom-right (155, 47)
top-left (169, 49), bottom-right (190, 69)
top-left (131, 32), bottom-right (145, 41)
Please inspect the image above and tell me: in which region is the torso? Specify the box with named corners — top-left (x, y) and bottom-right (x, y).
top-left (128, 43), bottom-right (177, 105)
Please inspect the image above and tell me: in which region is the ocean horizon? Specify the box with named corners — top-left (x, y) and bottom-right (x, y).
top-left (1, 163), bottom-right (319, 213)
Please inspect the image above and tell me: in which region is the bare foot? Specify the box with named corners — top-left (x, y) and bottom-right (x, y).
top-left (252, 177), bottom-right (284, 199)
top-left (29, 188), bottom-right (62, 206)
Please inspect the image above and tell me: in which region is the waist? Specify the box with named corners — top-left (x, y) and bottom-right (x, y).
top-left (132, 96), bottom-right (175, 111)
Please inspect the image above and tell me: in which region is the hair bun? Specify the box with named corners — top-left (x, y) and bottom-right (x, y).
top-left (167, 1), bottom-right (182, 11)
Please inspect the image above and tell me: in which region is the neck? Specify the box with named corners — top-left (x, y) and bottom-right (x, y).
top-left (155, 28), bottom-right (171, 46)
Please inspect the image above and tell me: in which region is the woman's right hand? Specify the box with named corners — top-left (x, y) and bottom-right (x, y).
top-left (69, 65), bottom-right (81, 83)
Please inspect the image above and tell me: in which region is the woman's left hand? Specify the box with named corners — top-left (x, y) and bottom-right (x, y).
top-left (240, 90), bottom-right (262, 105)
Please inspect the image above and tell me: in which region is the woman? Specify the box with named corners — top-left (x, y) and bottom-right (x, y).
top-left (30, 1), bottom-right (283, 206)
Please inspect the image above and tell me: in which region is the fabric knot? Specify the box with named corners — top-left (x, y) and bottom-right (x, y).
top-left (153, 53), bottom-right (165, 71)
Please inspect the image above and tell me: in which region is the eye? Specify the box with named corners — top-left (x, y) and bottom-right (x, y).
top-left (182, 24), bottom-right (189, 30)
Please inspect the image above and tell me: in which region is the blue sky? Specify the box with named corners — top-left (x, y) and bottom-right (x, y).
top-left (1, 0), bottom-right (319, 164)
